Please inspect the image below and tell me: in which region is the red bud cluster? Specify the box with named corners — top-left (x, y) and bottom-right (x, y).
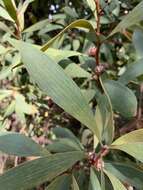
top-left (88, 47), bottom-right (97, 57)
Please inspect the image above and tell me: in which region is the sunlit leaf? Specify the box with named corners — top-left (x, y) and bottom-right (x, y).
top-left (111, 129), bottom-right (143, 162)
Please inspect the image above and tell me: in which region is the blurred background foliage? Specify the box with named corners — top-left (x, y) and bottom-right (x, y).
top-left (0, 0), bottom-right (143, 189)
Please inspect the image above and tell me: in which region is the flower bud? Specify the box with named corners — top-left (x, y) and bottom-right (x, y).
top-left (88, 47), bottom-right (97, 57)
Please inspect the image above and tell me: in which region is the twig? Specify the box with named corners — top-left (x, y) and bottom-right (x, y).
top-left (94, 0), bottom-right (101, 66)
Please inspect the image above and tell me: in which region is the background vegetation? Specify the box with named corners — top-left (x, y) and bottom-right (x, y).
top-left (0, 0), bottom-right (143, 189)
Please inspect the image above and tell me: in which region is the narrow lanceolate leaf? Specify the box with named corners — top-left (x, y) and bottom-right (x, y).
top-left (8, 39), bottom-right (100, 140)
top-left (46, 174), bottom-right (71, 190)
top-left (72, 175), bottom-right (80, 190)
top-left (0, 132), bottom-right (49, 156)
top-left (45, 48), bottom-right (83, 62)
top-left (2, 0), bottom-right (17, 21)
top-left (0, 6), bottom-right (14, 22)
top-left (111, 129), bottom-right (143, 162)
top-left (89, 168), bottom-right (101, 190)
top-left (87, 0), bottom-right (96, 12)
top-left (119, 58), bottom-right (143, 84)
top-left (105, 162), bottom-right (143, 189)
top-left (104, 80), bottom-right (137, 118)
top-left (0, 151), bottom-right (84, 190)
top-left (65, 63), bottom-right (91, 78)
top-left (0, 21), bottom-right (15, 36)
top-left (104, 170), bottom-right (126, 190)
top-left (41, 19), bottom-right (95, 51)
top-left (109, 1), bottom-right (143, 36)
top-left (23, 18), bottom-right (50, 33)
top-left (133, 29), bottom-right (143, 59)
top-left (99, 78), bottom-right (114, 145)
top-left (47, 138), bottom-right (83, 153)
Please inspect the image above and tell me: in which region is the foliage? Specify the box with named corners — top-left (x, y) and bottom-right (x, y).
top-left (0, 0), bottom-right (143, 189)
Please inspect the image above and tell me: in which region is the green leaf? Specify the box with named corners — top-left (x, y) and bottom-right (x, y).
top-left (41, 19), bottom-right (95, 51)
top-left (45, 48), bottom-right (83, 62)
top-left (47, 138), bottom-right (83, 153)
top-left (0, 6), bottom-right (14, 22)
top-left (0, 151), bottom-right (85, 190)
top-left (105, 161), bottom-right (143, 189)
top-left (104, 80), bottom-right (137, 117)
top-left (72, 175), bottom-right (80, 190)
top-left (65, 63), bottom-right (91, 78)
top-left (8, 39), bottom-right (100, 141)
top-left (87, 0), bottom-right (96, 12)
top-left (63, 6), bottom-right (78, 18)
top-left (99, 78), bottom-right (114, 145)
top-left (89, 168), bottom-right (101, 190)
top-left (0, 132), bottom-right (49, 156)
top-left (119, 58), bottom-right (143, 84)
top-left (16, 0), bottom-right (34, 31)
top-left (109, 1), bottom-right (143, 36)
top-left (2, 0), bottom-right (17, 21)
top-left (81, 89), bottom-right (95, 103)
top-left (133, 29), bottom-right (143, 59)
top-left (111, 129), bottom-right (143, 162)
top-left (46, 174), bottom-right (71, 190)
top-left (23, 19), bottom-right (50, 33)
top-left (104, 170), bottom-right (126, 190)
top-left (4, 100), bottom-right (15, 117)
top-left (0, 21), bottom-right (15, 36)
top-left (52, 127), bottom-right (80, 144)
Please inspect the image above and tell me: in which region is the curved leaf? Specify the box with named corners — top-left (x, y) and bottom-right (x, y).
top-left (111, 129), bottom-right (143, 162)
top-left (104, 170), bottom-right (126, 190)
top-left (41, 19), bottom-right (95, 51)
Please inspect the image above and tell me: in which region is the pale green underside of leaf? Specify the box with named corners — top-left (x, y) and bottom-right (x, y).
top-left (112, 129), bottom-right (143, 144)
top-left (0, 132), bottom-right (49, 156)
top-left (109, 1), bottom-right (143, 36)
top-left (111, 129), bottom-right (143, 162)
top-left (8, 39), bottom-right (100, 140)
top-left (0, 151), bottom-right (85, 190)
top-left (104, 170), bottom-right (126, 190)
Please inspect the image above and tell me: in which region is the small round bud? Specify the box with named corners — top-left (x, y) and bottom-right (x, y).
top-left (88, 47), bottom-right (97, 57)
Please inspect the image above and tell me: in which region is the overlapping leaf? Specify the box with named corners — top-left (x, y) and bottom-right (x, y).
top-left (0, 132), bottom-right (49, 156)
top-left (0, 151), bottom-right (84, 190)
top-left (109, 1), bottom-right (143, 36)
top-left (8, 39), bottom-right (100, 140)
top-left (111, 129), bottom-right (143, 162)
